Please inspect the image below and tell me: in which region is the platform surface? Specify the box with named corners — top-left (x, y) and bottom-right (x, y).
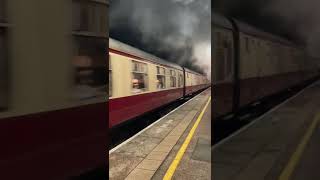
top-left (109, 88), bottom-right (211, 180)
top-left (212, 80), bottom-right (320, 180)
top-left (291, 114), bottom-right (320, 180)
top-left (153, 94), bottom-right (211, 180)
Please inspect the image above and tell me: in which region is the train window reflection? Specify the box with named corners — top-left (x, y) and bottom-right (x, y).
top-left (156, 66), bottom-right (166, 89)
top-left (170, 70), bottom-right (176, 88)
top-left (72, 36), bottom-right (107, 99)
top-left (132, 61), bottom-right (148, 93)
top-left (156, 76), bottom-right (166, 89)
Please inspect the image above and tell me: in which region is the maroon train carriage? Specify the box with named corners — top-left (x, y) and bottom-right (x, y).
top-left (109, 38), bottom-right (210, 128)
top-left (0, 1), bottom-right (109, 179)
top-left (212, 13), bottom-right (320, 120)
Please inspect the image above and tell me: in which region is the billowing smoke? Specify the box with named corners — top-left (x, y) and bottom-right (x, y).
top-left (213, 0), bottom-right (320, 57)
top-left (110, 0), bottom-right (211, 78)
top-left (265, 0), bottom-right (320, 57)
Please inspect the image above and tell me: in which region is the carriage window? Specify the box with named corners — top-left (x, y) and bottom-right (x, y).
top-left (156, 66), bottom-right (166, 89)
top-left (0, 0), bottom-right (6, 22)
top-left (72, 36), bottom-right (107, 99)
top-left (72, 0), bottom-right (108, 34)
top-left (72, 0), bottom-right (107, 99)
top-left (108, 55), bottom-right (112, 97)
top-left (132, 61), bottom-right (148, 93)
top-left (0, 1), bottom-right (8, 110)
top-left (169, 69), bottom-right (176, 88)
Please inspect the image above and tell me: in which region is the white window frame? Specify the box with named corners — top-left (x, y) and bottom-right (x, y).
top-left (131, 60), bottom-right (148, 94)
top-left (169, 69), bottom-right (177, 88)
top-left (156, 66), bottom-right (166, 90)
top-left (72, 0), bottom-right (108, 100)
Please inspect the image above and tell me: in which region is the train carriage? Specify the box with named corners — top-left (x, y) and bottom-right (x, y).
top-left (109, 38), bottom-right (209, 128)
top-left (212, 13), bottom-right (235, 118)
top-left (0, 1), bottom-right (109, 179)
top-left (212, 12), bottom-right (320, 120)
top-left (184, 68), bottom-right (208, 94)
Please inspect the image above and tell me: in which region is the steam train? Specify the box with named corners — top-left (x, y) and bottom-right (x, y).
top-left (109, 38), bottom-right (210, 128)
top-left (212, 13), bottom-right (320, 119)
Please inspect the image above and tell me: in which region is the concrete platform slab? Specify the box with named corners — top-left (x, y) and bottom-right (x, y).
top-left (192, 138), bottom-right (211, 162)
top-left (109, 153), bottom-right (144, 180)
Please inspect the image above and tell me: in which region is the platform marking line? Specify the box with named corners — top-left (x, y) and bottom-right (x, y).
top-left (163, 96), bottom-right (211, 180)
top-left (279, 113), bottom-right (320, 180)
top-left (212, 80), bottom-right (319, 150)
top-left (109, 88), bottom-right (211, 154)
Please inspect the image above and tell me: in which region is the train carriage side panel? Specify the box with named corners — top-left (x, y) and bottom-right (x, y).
top-left (109, 39), bottom-right (184, 128)
top-left (213, 13), bottom-right (320, 120)
top-left (238, 32), bottom-right (260, 106)
top-left (0, 1), bottom-right (109, 178)
top-left (184, 69), bottom-right (207, 95)
top-left (212, 14), bottom-right (235, 119)
top-left (235, 19), bottom-right (309, 108)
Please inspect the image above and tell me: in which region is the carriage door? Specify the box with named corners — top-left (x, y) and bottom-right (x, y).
top-left (213, 31), bottom-right (234, 117)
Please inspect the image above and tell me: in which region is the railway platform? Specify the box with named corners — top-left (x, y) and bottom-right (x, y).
top-left (109, 88), bottom-right (211, 180)
top-left (212, 80), bottom-right (320, 180)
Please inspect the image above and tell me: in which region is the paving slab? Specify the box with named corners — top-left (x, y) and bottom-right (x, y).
top-left (109, 153), bottom-right (144, 180)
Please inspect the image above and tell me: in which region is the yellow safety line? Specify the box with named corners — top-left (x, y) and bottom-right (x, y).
top-left (163, 96), bottom-right (211, 180)
top-left (279, 113), bottom-right (320, 180)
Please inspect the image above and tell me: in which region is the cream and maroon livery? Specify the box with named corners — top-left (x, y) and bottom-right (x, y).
top-left (0, 1), bottom-right (108, 179)
top-left (109, 38), bottom-right (210, 128)
top-left (212, 13), bottom-right (320, 120)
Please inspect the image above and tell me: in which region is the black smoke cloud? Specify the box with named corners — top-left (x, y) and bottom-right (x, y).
top-left (110, 0), bottom-right (211, 76)
top-left (213, 0), bottom-right (320, 57)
